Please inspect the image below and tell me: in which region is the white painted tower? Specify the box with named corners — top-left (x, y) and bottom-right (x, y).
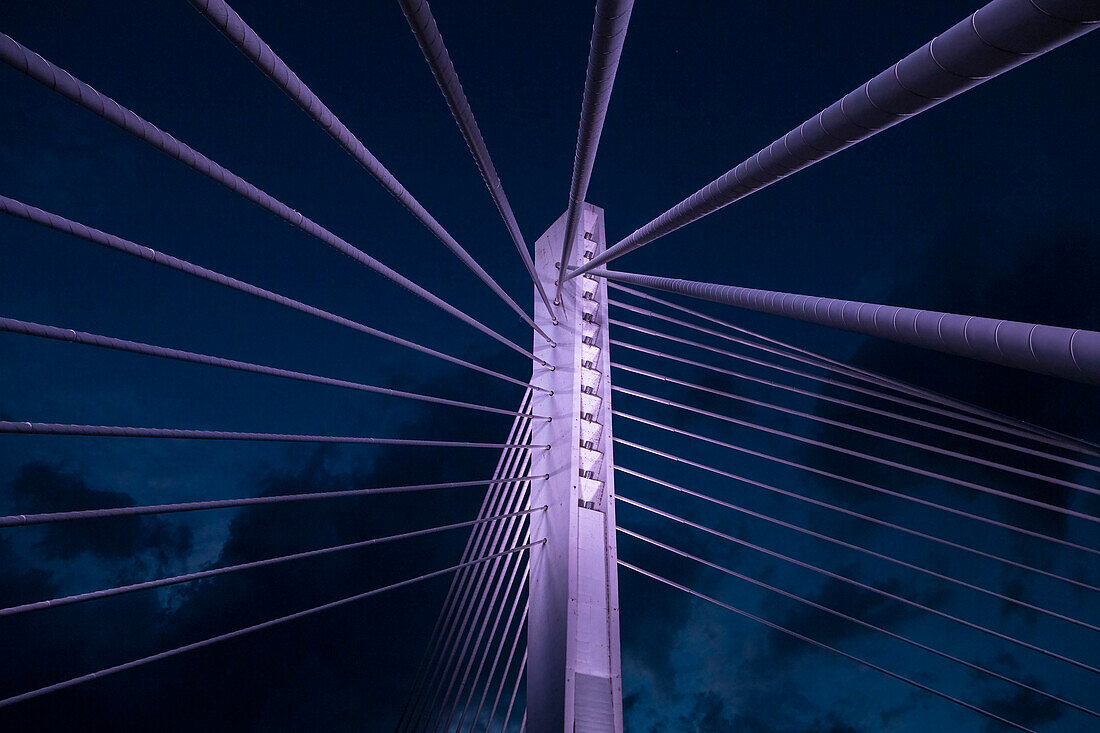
top-left (527, 204), bottom-right (623, 732)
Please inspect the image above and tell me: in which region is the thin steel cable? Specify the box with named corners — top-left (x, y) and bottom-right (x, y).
top-left (619, 528), bottom-right (1099, 720)
top-left (398, 395), bottom-right (530, 730)
top-left (0, 476), bottom-right (544, 528)
top-left (619, 562), bottom-right (1036, 733)
top-left (554, 0), bottom-right (636, 306)
top-left (0, 34), bottom-right (549, 367)
top-left (450, 517), bottom-right (530, 731)
top-left (614, 439), bottom-right (1098, 593)
top-left (424, 475), bottom-right (532, 730)
top-left (0, 317), bottom-right (547, 422)
top-left (404, 446), bottom-right (532, 730)
top-left (187, 0), bottom-right (552, 345)
top-left (487, 608), bottom-right (527, 730)
top-left (468, 581), bottom-right (528, 729)
top-left (442, 526), bottom-right (530, 731)
top-left (610, 335), bottom-right (1100, 475)
top-left (609, 300), bottom-right (1100, 458)
top-left (408, 442), bottom-right (532, 729)
top-left (609, 281), bottom-right (1100, 457)
top-left (613, 385), bottom-right (1100, 524)
top-left (401, 485), bottom-right (524, 731)
top-left (0, 541), bottom-right (542, 710)
top-left (455, 556), bottom-right (528, 730)
top-left (0, 420), bottom-right (550, 450)
top-left (0, 508), bottom-right (543, 618)
top-left (612, 361), bottom-right (1100, 497)
top-left (619, 496), bottom-right (1099, 674)
top-left (500, 650), bottom-right (527, 733)
top-left (395, 0), bottom-right (554, 321)
top-left (570, 0), bottom-right (1100, 279)
top-left (405, 474), bottom-right (529, 731)
top-left (413, 451), bottom-right (530, 717)
top-left (601, 271), bottom-right (1100, 384)
top-left (616, 467), bottom-right (1098, 631)
top-left (611, 311), bottom-right (1083, 457)
top-left (429, 506), bottom-right (530, 729)
top-left (0, 194), bottom-right (545, 392)
top-left (613, 411), bottom-right (1100, 557)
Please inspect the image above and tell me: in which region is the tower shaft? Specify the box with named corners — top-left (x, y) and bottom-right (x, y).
top-left (528, 204), bottom-right (623, 732)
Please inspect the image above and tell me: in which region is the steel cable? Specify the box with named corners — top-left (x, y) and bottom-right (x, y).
top-left (620, 528), bottom-right (1098, 719)
top-left (0, 317), bottom-right (548, 421)
top-left (187, 0), bottom-right (552, 344)
top-left (613, 438), bottom-right (1098, 593)
top-left (0, 541), bottom-right (542, 709)
top-left (0, 34), bottom-right (549, 367)
top-left (619, 496), bottom-right (1099, 674)
top-left (395, 0), bottom-right (554, 320)
top-left (619, 562), bottom-right (1036, 733)
top-left (0, 194), bottom-right (546, 392)
top-left (608, 281), bottom-right (1100, 457)
top-left (613, 410), bottom-right (1100, 557)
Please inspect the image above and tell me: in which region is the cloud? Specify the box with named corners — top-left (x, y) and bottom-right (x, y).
top-left (0, 345), bottom-right (533, 729)
top-left (978, 681), bottom-right (1063, 732)
top-left (5, 462), bottom-right (193, 563)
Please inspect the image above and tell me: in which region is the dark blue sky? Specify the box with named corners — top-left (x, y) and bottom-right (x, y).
top-left (1, 1), bottom-right (1098, 730)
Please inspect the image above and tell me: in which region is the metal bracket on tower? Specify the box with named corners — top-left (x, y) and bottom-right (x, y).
top-left (528, 204), bottom-right (623, 733)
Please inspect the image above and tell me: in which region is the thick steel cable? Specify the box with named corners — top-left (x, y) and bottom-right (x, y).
top-left (613, 362), bottom-right (1100, 497)
top-left (406, 442), bottom-right (532, 729)
top-left (0, 34), bottom-right (549, 367)
top-left (570, 0), bottom-right (1100, 278)
top-left (0, 194), bottom-right (545, 392)
top-left (619, 528), bottom-right (1099, 720)
top-left (602, 271), bottom-right (1100, 384)
top-left (617, 466), bottom-right (1098, 631)
top-left (487, 609), bottom-right (527, 731)
top-left (554, 0), bottom-right (635, 306)
top-left (610, 300), bottom-right (1100, 458)
top-left (614, 385), bottom-right (1100, 524)
top-left (500, 650), bottom-right (527, 733)
top-left (609, 281), bottom-right (1100, 457)
top-left (0, 507), bottom-right (543, 618)
top-left (0, 541), bottom-right (542, 710)
top-left (612, 412), bottom-right (1100, 558)
top-left (0, 317), bottom-right (547, 421)
top-left (395, 0), bottom-right (554, 321)
top-left (0, 476), bottom-right (545, 528)
top-left (454, 556), bottom-right (528, 730)
top-left (186, 0), bottom-right (552, 345)
top-left (403, 446), bottom-right (531, 730)
top-left (0, 420), bottom-right (550, 451)
top-left (422, 475), bottom-right (532, 730)
top-left (611, 336), bottom-right (1100, 476)
top-left (619, 496), bottom-right (1099, 674)
top-left (618, 562), bottom-right (1036, 733)
top-left (615, 439), bottom-right (1098, 593)
top-left (398, 395), bottom-right (530, 730)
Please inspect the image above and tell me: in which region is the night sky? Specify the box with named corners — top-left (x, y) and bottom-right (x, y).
top-left (2, 1), bottom-right (1098, 731)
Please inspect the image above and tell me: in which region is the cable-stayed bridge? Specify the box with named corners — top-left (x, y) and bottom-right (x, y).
top-left (1, 0), bottom-right (1098, 730)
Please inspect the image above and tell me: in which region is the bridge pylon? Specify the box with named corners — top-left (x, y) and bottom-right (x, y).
top-left (528, 204), bottom-right (623, 732)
